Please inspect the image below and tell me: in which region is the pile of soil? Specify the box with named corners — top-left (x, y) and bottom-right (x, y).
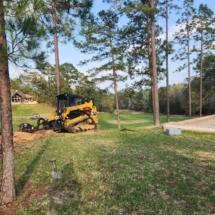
top-left (13, 130), bottom-right (60, 145)
top-left (0, 129), bottom-right (97, 157)
top-left (1, 129), bottom-right (97, 146)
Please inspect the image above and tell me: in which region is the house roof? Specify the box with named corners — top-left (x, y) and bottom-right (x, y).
top-left (25, 94), bottom-right (33, 98)
top-left (11, 91), bottom-right (33, 98)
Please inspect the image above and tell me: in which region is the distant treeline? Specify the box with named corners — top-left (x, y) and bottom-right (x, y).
top-left (11, 61), bottom-right (215, 116)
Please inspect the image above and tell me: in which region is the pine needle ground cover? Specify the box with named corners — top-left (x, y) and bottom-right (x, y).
top-left (2, 113), bottom-right (215, 214)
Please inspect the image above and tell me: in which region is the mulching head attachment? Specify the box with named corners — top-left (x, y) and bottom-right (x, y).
top-left (18, 123), bottom-right (35, 133)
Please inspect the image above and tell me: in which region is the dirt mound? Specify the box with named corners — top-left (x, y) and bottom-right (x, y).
top-left (1, 129), bottom-right (98, 145)
top-left (13, 130), bottom-right (59, 145)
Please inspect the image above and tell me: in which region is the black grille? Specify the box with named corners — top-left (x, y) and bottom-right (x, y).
top-left (67, 110), bottom-right (82, 119)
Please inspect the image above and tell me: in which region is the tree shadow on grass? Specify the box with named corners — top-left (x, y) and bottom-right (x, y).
top-left (49, 162), bottom-right (82, 215)
top-left (16, 139), bottom-right (51, 196)
top-left (96, 131), bottom-right (215, 214)
top-left (98, 118), bottom-right (118, 130)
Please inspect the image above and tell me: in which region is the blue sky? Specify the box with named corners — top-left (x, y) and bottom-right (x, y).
top-left (10, 0), bottom-right (215, 90)
top-left (158, 0), bottom-right (215, 87)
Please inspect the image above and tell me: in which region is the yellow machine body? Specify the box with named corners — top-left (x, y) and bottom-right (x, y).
top-left (46, 94), bottom-right (98, 133)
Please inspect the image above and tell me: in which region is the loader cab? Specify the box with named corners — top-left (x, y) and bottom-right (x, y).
top-left (56, 93), bottom-right (84, 114)
top-left (69, 95), bottom-right (83, 106)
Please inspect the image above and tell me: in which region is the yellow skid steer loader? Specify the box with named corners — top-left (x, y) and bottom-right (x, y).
top-left (19, 93), bottom-right (98, 133)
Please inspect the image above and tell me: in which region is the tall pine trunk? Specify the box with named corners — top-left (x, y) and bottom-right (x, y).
top-left (52, 0), bottom-right (61, 95)
top-left (0, 0), bottom-right (16, 203)
top-left (166, 0), bottom-right (170, 122)
top-left (151, 0), bottom-right (160, 126)
top-left (199, 32), bottom-right (203, 117)
top-left (146, 22), bottom-right (155, 119)
top-left (187, 30), bottom-right (192, 118)
top-left (148, 43), bottom-right (155, 118)
top-left (110, 36), bottom-right (120, 129)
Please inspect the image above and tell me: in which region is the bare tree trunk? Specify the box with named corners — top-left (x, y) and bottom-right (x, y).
top-left (150, 71), bottom-right (155, 117)
top-left (208, 75), bottom-right (212, 115)
top-left (0, 0), bottom-right (16, 203)
top-left (208, 98), bottom-right (210, 115)
top-left (187, 31), bottom-right (192, 119)
top-left (113, 72), bottom-right (120, 128)
top-left (166, 0), bottom-right (170, 122)
top-left (151, 0), bottom-right (160, 126)
top-left (148, 39), bottom-right (155, 118)
top-left (146, 23), bottom-right (155, 118)
top-left (110, 37), bottom-right (120, 129)
top-left (52, 0), bottom-right (61, 95)
top-left (199, 32), bottom-right (203, 117)
top-left (128, 98), bottom-right (132, 110)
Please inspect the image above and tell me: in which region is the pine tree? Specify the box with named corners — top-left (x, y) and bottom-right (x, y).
top-left (192, 4), bottom-right (215, 117)
top-left (0, 0), bottom-right (15, 204)
top-left (158, 0), bottom-right (181, 121)
top-left (37, 0), bottom-right (93, 95)
top-left (194, 54), bottom-right (215, 114)
top-left (0, 0), bottom-right (46, 204)
top-left (165, 0), bottom-right (170, 122)
top-left (150, 0), bottom-right (160, 125)
top-left (159, 0), bottom-right (180, 122)
top-left (60, 62), bottom-right (79, 93)
top-left (173, 0), bottom-right (196, 118)
top-left (74, 10), bottom-right (129, 129)
top-left (122, 0), bottom-right (162, 125)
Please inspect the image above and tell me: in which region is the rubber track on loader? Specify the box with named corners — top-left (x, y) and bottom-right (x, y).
top-left (67, 119), bottom-right (96, 133)
top-left (67, 110), bottom-right (97, 133)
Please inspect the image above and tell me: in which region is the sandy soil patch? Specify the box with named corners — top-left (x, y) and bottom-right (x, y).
top-left (0, 129), bottom-right (99, 146)
top-left (162, 115), bottom-right (215, 133)
top-left (13, 130), bottom-right (60, 145)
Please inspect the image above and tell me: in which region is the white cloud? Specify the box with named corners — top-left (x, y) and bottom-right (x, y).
top-left (158, 18), bottom-right (215, 42)
top-left (158, 24), bottom-right (182, 41)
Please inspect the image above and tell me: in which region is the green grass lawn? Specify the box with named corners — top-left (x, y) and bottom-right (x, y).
top-left (11, 104), bottom-right (187, 131)
top-left (6, 111), bottom-right (215, 214)
top-left (12, 103), bottom-right (53, 116)
top-left (98, 112), bottom-right (188, 130)
top-left (11, 104), bottom-right (54, 130)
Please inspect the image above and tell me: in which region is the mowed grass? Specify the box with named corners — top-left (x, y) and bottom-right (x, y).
top-left (11, 104), bottom-right (54, 130)
top-left (12, 103), bottom-right (53, 116)
top-left (12, 105), bottom-right (187, 131)
top-left (98, 112), bottom-right (188, 130)
top-left (7, 112), bottom-right (215, 214)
